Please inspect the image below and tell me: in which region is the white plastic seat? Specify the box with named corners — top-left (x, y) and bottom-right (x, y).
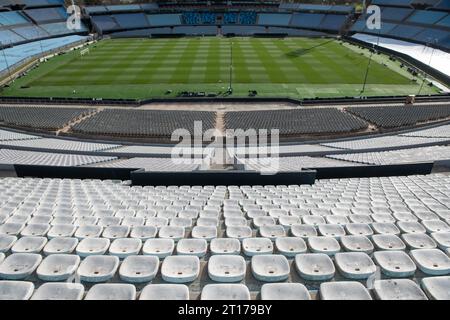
top-left (402, 233), bottom-right (437, 249)
top-left (302, 216), bottom-right (325, 226)
top-left (47, 224), bottom-right (77, 239)
top-left (335, 252), bottom-right (376, 279)
top-left (142, 238), bottom-right (175, 259)
top-left (251, 254), bottom-right (290, 282)
top-left (275, 237), bottom-right (307, 257)
top-left (139, 284), bottom-right (189, 300)
top-left (161, 255), bottom-right (200, 283)
top-left (317, 224), bottom-right (346, 238)
top-left (259, 225), bottom-right (286, 240)
top-left (320, 282), bottom-right (372, 300)
top-left (421, 276), bottom-right (450, 300)
top-left (0, 281), bottom-right (34, 300)
top-left (373, 250), bottom-right (417, 277)
top-left (243, 237), bottom-right (273, 256)
top-left (74, 225), bottom-right (103, 239)
top-left (201, 284), bottom-right (250, 300)
top-left (325, 215), bottom-right (349, 225)
top-left (176, 239), bottom-right (207, 257)
top-left (0, 235), bottom-right (17, 253)
top-left (431, 232), bottom-right (450, 250)
top-left (372, 234), bottom-right (406, 251)
top-left (224, 217), bottom-right (247, 228)
top-left (374, 279), bottom-right (427, 300)
top-left (371, 223), bottom-right (400, 235)
top-left (121, 217), bottom-right (145, 228)
top-left (130, 226), bottom-right (157, 240)
top-left (278, 216), bottom-right (301, 230)
top-left (290, 225), bottom-right (317, 238)
top-left (0, 253), bottom-right (42, 280)
top-left (158, 226), bottom-right (185, 241)
top-left (31, 283), bottom-right (84, 300)
top-left (170, 218), bottom-right (193, 229)
top-left (196, 217), bottom-right (219, 227)
top-left (422, 220), bottom-right (450, 233)
top-left (102, 225), bottom-right (130, 239)
top-left (410, 249), bottom-right (450, 276)
top-left (253, 216), bottom-right (276, 229)
top-left (11, 236), bottom-right (47, 254)
top-left (77, 255), bottom-right (119, 283)
top-left (225, 226), bottom-right (253, 240)
top-left (119, 255), bottom-right (159, 283)
top-left (43, 237), bottom-right (78, 255)
top-left (145, 217), bottom-right (169, 228)
top-left (36, 254), bottom-right (80, 281)
top-left (208, 255), bottom-right (246, 282)
top-left (191, 226), bottom-right (217, 241)
top-left (340, 235), bottom-right (374, 254)
top-left (76, 238), bottom-right (110, 258)
top-left (345, 223), bottom-right (373, 236)
top-left (109, 238), bottom-right (142, 259)
top-left (210, 238), bottom-right (240, 255)
top-left (295, 253), bottom-right (335, 281)
top-left (85, 283), bottom-right (136, 300)
top-left (260, 283), bottom-right (311, 300)
top-left (0, 223), bottom-right (25, 236)
top-left (393, 212), bottom-right (418, 222)
top-left (397, 221), bottom-right (426, 234)
top-left (0, 253), bottom-right (4, 264)
top-left (20, 223), bottom-right (50, 237)
top-left (348, 214), bottom-right (373, 224)
top-left (97, 217), bottom-right (122, 227)
top-left (308, 236), bottom-right (340, 256)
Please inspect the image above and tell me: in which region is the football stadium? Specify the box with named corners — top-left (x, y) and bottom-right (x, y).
top-left (0, 0), bottom-right (450, 303)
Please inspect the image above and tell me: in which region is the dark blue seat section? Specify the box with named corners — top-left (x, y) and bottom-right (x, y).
top-left (290, 13), bottom-right (325, 29)
top-left (113, 13), bottom-right (149, 29)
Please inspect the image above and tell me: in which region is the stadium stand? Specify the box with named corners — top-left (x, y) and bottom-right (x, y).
top-left (72, 110), bottom-right (216, 138)
top-left (94, 157), bottom-right (200, 171)
top-left (0, 138), bottom-right (120, 153)
top-left (113, 13), bottom-right (150, 29)
top-left (0, 107), bottom-right (93, 131)
top-left (240, 156), bottom-right (361, 171)
top-left (0, 129), bottom-right (38, 142)
top-left (290, 13), bottom-right (325, 29)
top-left (1, 173), bottom-right (450, 299)
top-left (10, 25), bottom-right (49, 41)
top-left (147, 14), bottom-right (182, 27)
top-left (238, 11), bottom-right (257, 25)
top-left (23, 7), bottom-right (67, 24)
top-left (347, 105), bottom-right (450, 129)
top-left (257, 13), bottom-right (292, 26)
top-left (225, 109), bottom-right (368, 135)
top-left (0, 11), bottom-right (29, 26)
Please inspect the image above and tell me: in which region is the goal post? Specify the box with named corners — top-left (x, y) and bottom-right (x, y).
top-left (80, 48), bottom-right (90, 57)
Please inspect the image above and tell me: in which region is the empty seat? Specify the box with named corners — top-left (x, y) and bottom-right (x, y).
top-left (31, 283), bottom-right (84, 300)
top-left (334, 252), bottom-right (376, 279)
top-left (77, 255), bottom-right (119, 283)
top-left (159, 226), bottom-right (185, 241)
top-left (102, 226), bottom-right (130, 239)
top-left (308, 237), bottom-right (340, 255)
top-left (47, 224), bottom-right (77, 239)
top-left (259, 225), bottom-right (286, 240)
top-left (373, 250), bottom-right (417, 277)
top-left (295, 253), bottom-right (335, 281)
top-left (142, 238), bottom-right (174, 258)
top-left (253, 216), bottom-right (276, 229)
top-left (119, 255), bottom-right (159, 283)
top-left (371, 223), bottom-right (401, 235)
top-left (410, 249), bottom-right (450, 276)
top-left (225, 226), bottom-right (253, 240)
top-left (279, 216), bottom-right (301, 230)
top-left (374, 279), bottom-right (427, 300)
top-left (291, 225), bottom-right (317, 238)
top-left (397, 221), bottom-right (426, 234)
top-left (260, 283), bottom-right (311, 300)
top-left (422, 220), bottom-right (450, 233)
top-left (402, 233), bottom-right (437, 249)
top-left (372, 234), bottom-right (406, 251)
top-left (75, 225), bottom-right (103, 239)
top-left (208, 255), bottom-right (246, 282)
top-left (210, 238), bottom-right (240, 255)
top-left (130, 226), bottom-right (157, 240)
top-left (0, 281), bottom-right (34, 300)
top-left (340, 235), bottom-right (374, 254)
top-left (318, 224), bottom-right (346, 238)
top-left (161, 255), bottom-right (200, 283)
top-left (251, 254), bottom-right (290, 282)
top-left (191, 226), bottom-right (217, 241)
top-left (109, 238), bottom-right (142, 259)
top-left (85, 284), bottom-right (136, 300)
top-left (11, 236), bottom-right (47, 254)
top-left (37, 254), bottom-right (80, 281)
top-left (421, 276), bottom-right (450, 300)
top-left (139, 284), bottom-right (189, 300)
top-left (320, 282), bottom-right (372, 300)
top-left (176, 239), bottom-right (207, 257)
top-left (0, 235), bottom-right (17, 253)
top-left (345, 223), bottom-right (374, 237)
top-left (0, 253), bottom-right (42, 280)
top-left (201, 284), bottom-right (250, 300)
top-left (0, 253), bottom-right (4, 264)
top-left (432, 232), bottom-right (450, 250)
top-left (303, 216), bottom-right (325, 226)
top-left (275, 237), bottom-right (307, 257)
top-left (20, 223), bottom-right (50, 237)
top-left (243, 237), bottom-right (273, 256)
top-left (76, 238), bottom-right (110, 257)
top-left (0, 223), bottom-right (25, 236)
top-left (43, 237), bottom-right (78, 255)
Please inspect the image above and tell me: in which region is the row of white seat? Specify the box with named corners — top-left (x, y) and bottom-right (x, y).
top-left (2, 278), bottom-right (449, 300)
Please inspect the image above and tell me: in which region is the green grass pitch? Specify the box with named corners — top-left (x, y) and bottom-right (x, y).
top-left (1, 37), bottom-right (440, 99)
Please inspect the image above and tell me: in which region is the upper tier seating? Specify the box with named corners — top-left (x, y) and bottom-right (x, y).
top-left (290, 13), bottom-right (325, 29)
top-left (0, 11), bottom-right (29, 26)
top-left (24, 7), bottom-right (67, 23)
top-left (238, 11), bottom-right (257, 25)
top-left (147, 14), bottom-right (182, 27)
top-left (257, 13), bottom-right (292, 26)
top-left (113, 13), bottom-right (149, 29)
